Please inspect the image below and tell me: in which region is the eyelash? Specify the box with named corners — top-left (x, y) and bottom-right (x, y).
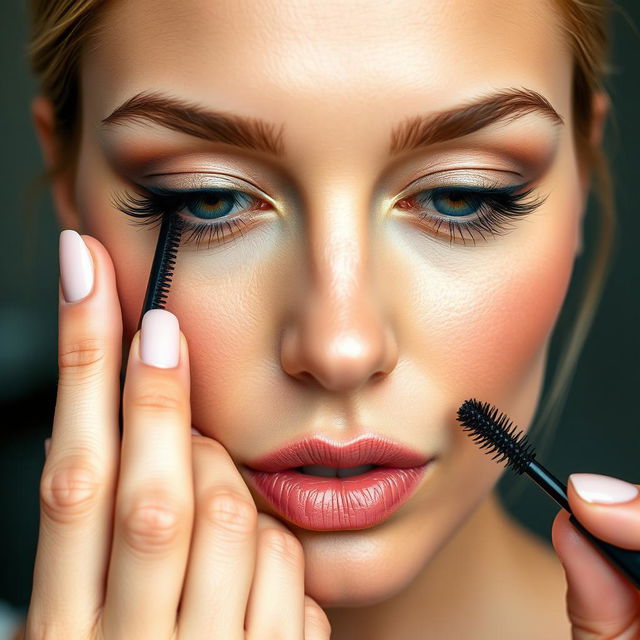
top-left (400, 182), bottom-right (547, 245)
top-left (111, 186), bottom-right (265, 249)
top-left (111, 180), bottom-right (547, 249)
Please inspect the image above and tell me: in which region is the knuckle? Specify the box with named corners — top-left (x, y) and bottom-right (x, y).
top-left (58, 337), bottom-right (108, 384)
top-left (262, 528), bottom-right (303, 565)
top-left (122, 493), bottom-right (185, 552)
top-left (40, 457), bottom-right (103, 522)
top-left (130, 386), bottom-right (183, 414)
top-left (203, 490), bottom-right (257, 535)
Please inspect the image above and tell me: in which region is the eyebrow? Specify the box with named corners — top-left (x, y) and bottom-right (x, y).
top-left (101, 87), bottom-right (564, 158)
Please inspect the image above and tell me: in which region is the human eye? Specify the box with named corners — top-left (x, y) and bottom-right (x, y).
top-left (394, 174), bottom-right (548, 245)
top-left (111, 175), bottom-right (274, 250)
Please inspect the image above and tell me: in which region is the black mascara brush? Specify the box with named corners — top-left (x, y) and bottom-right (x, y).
top-left (456, 398), bottom-right (640, 589)
top-left (116, 214), bottom-right (184, 438)
top-left (136, 213), bottom-right (185, 332)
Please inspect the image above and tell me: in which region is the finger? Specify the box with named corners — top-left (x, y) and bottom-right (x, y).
top-left (551, 509), bottom-right (640, 639)
top-left (102, 314), bottom-right (193, 640)
top-left (303, 595), bottom-right (332, 640)
top-left (567, 473), bottom-right (640, 549)
top-left (177, 436), bottom-right (258, 640)
top-left (28, 232), bottom-right (122, 637)
top-left (245, 513), bottom-right (306, 639)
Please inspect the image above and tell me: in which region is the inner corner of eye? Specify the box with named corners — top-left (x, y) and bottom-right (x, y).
top-left (396, 197), bottom-right (415, 210)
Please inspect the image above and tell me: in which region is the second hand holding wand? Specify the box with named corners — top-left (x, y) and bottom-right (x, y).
top-left (456, 397), bottom-right (640, 589)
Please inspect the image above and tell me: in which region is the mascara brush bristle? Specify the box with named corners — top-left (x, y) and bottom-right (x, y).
top-left (138, 213), bottom-right (185, 331)
top-left (456, 398), bottom-right (536, 474)
top-left (151, 215), bottom-right (183, 309)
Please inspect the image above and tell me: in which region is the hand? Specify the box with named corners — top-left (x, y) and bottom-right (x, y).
top-left (551, 472), bottom-right (640, 639)
top-left (23, 232), bottom-right (331, 639)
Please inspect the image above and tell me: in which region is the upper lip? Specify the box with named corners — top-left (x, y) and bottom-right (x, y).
top-left (244, 434), bottom-right (433, 472)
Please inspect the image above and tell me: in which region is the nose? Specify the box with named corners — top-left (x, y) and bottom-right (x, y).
top-left (280, 199), bottom-right (399, 393)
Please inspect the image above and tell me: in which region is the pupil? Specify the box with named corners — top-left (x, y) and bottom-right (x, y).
top-left (433, 190), bottom-right (479, 216)
top-left (187, 191), bottom-right (235, 219)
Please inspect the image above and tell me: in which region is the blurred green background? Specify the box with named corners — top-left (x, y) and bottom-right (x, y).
top-left (1, 0), bottom-right (639, 623)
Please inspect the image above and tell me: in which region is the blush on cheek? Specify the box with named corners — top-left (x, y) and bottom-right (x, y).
top-left (439, 210), bottom-right (579, 398)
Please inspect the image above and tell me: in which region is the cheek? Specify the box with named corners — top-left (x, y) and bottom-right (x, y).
top-left (176, 247), bottom-right (291, 440)
top-left (446, 238), bottom-right (575, 395)
top-left (406, 189), bottom-right (581, 402)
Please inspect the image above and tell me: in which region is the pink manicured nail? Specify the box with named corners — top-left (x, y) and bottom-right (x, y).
top-left (139, 309), bottom-right (180, 368)
top-left (44, 438), bottom-right (51, 458)
top-left (570, 473), bottom-right (639, 504)
top-left (59, 230), bottom-right (94, 303)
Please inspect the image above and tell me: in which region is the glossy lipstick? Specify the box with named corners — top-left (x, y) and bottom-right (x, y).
top-left (243, 435), bottom-right (433, 530)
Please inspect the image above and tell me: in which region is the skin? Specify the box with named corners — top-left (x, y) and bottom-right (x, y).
top-left (26, 0), bottom-right (640, 638)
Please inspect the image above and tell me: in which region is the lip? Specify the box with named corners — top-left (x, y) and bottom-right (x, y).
top-left (243, 462), bottom-right (433, 530)
top-left (242, 434), bottom-right (434, 530)
top-left (244, 434), bottom-right (431, 471)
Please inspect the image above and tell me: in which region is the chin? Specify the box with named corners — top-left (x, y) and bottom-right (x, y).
top-left (304, 550), bottom-right (421, 608)
top-left (291, 520), bottom-right (434, 609)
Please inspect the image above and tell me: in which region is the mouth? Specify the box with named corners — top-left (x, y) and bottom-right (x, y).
top-left (241, 434), bottom-right (434, 530)
top-left (244, 433), bottom-right (431, 472)
top-left (243, 460), bottom-right (434, 531)
top-left (294, 464), bottom-right (379, 477)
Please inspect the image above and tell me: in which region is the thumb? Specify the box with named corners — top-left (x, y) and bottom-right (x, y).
top-left (551, 473), bottom-right (640, 639)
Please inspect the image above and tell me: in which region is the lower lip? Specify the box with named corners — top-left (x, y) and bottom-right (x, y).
top-left (244, 462), bottom-right (432, 531)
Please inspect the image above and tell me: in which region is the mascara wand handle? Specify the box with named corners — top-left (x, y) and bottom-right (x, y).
top-left (526, 460), bottom-right (640, 589)
top-left (526, 459), bottom-right (570, 511)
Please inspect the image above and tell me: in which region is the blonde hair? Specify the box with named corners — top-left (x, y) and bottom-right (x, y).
top-left (27, 0), bottom-right (619, 505)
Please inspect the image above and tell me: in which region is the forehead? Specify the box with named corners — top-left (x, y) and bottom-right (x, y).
top-left (82, 0), bottom-right (571, 160)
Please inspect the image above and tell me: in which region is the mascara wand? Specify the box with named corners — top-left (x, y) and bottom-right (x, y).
top-left (456, 398), bottom-right (640, 589)
top-left (137, 213), bottom-right (185, 332)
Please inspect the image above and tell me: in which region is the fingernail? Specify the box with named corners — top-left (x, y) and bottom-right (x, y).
top-left (59, 230), bottom-right (94, 303)
top-left (570, 473), bottom-right (639, 504)
top-left (139, 309), bottom-right (180, 368)
top-left (191, 426), bottom-right (203, 435)
top-left (44, 437), bottom-right (51, 459)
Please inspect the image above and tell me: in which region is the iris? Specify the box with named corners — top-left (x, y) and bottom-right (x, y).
top-left (180, 189), bottom-right (253, 219)
top-left (419, 187), bottom-right (483, 217)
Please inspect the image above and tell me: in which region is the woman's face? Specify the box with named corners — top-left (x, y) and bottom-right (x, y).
top-left (69, 0), bottom-right (582, 607)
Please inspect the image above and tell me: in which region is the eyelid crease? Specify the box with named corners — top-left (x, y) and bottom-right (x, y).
top-left (429, 183), bottom-right (527, 194)
top-left (400, 169), bottom-right (535, 195)
top-left (141, 173), bottom-right (280, 209)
